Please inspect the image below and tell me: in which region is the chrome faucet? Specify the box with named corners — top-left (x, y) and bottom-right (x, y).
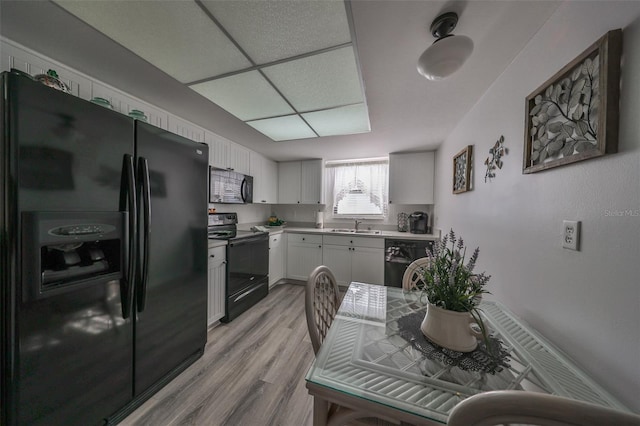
top-left (354, 220), bottom-right (362, 231)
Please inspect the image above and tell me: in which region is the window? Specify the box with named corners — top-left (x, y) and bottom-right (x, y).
top-left (325, 158), bottom-right (389, 218)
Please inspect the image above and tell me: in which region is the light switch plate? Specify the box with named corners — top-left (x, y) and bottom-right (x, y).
top-left (562, 220), bottom-right (580, 251)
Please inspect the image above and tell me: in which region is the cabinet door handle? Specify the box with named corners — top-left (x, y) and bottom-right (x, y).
top-left (210, 254), bottom-right (215, 258)
top-left (302, 237), bottom-right (305, 241)
top-left (318, 245), bottom-right (322, 248)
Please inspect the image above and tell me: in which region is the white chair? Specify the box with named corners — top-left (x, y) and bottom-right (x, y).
top-left (305, 266), bottom-right (399, 426)
top-left (305, 265), bottom-right (342, 354)
top-left (447, 390), bottom-right (640, 426)
top-left (402, 257), bottom-right (431, 290)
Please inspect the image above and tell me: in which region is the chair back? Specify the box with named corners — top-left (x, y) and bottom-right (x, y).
top-left (402, 257), bottom-right (431, 290)
top-left (305, 265), bottom-right (341, 355)
top-left (447, 390), bottom-right (640, 426)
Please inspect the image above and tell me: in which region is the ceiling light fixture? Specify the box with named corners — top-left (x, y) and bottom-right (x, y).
top-left (417, 12), bottom-right (473, 81)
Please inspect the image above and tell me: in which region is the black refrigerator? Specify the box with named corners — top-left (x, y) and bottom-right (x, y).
top-left (0, 71), bottom-right (209, 425)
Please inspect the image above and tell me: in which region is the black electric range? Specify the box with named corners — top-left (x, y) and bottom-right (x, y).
top-left (208, 213), bottom-right (269, 322)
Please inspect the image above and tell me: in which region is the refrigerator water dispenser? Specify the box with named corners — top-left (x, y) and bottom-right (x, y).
top-left (21, 211), bottom-right (126, 302)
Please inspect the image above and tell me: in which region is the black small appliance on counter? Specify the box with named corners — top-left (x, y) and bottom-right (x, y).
top-left (409, 211), bottom-right (429, 234)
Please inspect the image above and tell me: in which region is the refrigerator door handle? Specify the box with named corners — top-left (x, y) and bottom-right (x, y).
top-left (122, 154), bottom-right (137, 319)
top-left (137, 156), bottom-right (151, 313)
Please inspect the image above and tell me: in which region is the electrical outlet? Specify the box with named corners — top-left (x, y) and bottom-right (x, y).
top-left (562, 220), bottom-right (580, 251)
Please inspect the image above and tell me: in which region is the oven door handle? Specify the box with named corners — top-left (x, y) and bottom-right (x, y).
top-left (230, 235), bottom-right (268, 247)
top-left (233, 284), bottom-right (263, 303)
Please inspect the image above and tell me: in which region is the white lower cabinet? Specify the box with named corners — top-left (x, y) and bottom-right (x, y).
top-left (207, 246), bottom-right (226, 326)
top-left (350, 246), bottom-right (385, 285)
top-left (322, 235), bottom-right (384, 287)
top-left (269, 233), bottom-right (285, 287)
top-left (286, 233), bottom-right (323, 281)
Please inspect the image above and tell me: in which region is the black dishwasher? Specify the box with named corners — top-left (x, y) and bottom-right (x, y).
top-left (384, 239), bottom-right (434, 287)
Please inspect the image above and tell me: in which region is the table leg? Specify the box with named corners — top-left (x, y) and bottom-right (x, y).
top-left (313, 396), bottom-right (329, 426)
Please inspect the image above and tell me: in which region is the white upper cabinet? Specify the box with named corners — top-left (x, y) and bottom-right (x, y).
top-left (3, 38), bottom-right (265, 181)
top-left (263, 158), bottom-right (278, 204)
top-left (300, 159), bottom-right (324, 204)
top-left (1, 39), bottom-right (170, 130)
top-left (278, 159), bottom-right (323, 204)
top-left (278, 162), bottom-right (302, 204)
top-left (168, 116), bottom-right (205, 142)
top-left (389, 152), bottom-right (435, 205)
top-left (250, 151), bottom-right (278, 204)
top-left (92, 82), bottom-right (167, 130)
top-left (1, 41), bottom-right (92, 101)
top-left (205, 131), bottom-right (250, 175)
top-left (228, 143), bottom-right (251, 175)
top-left (206, 132), bottom-right (229, 170)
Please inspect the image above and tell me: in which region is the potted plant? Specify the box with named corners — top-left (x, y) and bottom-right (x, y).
top-left (415, 229), bottom-right (491, 352)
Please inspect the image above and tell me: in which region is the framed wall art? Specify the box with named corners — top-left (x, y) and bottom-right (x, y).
top-left (453, 145), bottom-right (472, 194)
top-left (523, 29), bottom-right (622, 174)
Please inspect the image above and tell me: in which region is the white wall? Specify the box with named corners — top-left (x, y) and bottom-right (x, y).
top-left (434, 1), bottom-right (640, 411)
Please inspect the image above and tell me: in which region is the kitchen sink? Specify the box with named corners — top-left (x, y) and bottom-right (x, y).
top-left (330, 229), bottom-right (381, 235)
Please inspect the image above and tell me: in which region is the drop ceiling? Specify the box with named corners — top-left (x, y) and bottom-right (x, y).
top-left (54, 0), bottom-right (370, 142)
top-left (0, 1), bottom-right (562, 161)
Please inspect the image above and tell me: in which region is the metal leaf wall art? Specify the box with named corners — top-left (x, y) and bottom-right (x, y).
top-left (523, 29), bottom-right (621, 173)
top-left (484, 135), bottom-right (507, 182)
top-left (529, 56), bottom-right (598, 164)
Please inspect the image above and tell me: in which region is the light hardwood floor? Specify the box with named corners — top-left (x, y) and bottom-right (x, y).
top-left (121, 283), bottom-right (315, 426)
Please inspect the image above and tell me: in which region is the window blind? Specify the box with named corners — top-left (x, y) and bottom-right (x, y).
top-left (325, 159), bottom-right (388, 218)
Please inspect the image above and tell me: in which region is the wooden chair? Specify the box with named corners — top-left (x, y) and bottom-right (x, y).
top-left (447, 390), bottom-right (640, 426)
top-left (305, 266), bottom-right (399, 426)
top-left (402, 257), bottom-right (430, 290)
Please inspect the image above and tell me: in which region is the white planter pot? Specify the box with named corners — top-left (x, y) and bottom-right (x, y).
top-left (420, 303), bottom-right (482, 352)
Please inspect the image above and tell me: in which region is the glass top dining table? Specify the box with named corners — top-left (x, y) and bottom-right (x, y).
top-left (305, 282), bottom-right (631, 425)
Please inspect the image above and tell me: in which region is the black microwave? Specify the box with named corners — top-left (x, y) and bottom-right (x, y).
top-left (209, 167), bottom-right (253, 204)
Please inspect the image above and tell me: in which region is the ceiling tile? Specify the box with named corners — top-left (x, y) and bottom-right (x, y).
top-left (54, 0), bottom-right (251, 83)
top-left (262, 46), bottom-right (364, 112)
top-left (200, 0), bottom-right (351, 64)
top-left (302, 104), bottom-right (371, 137)
top-left (247, 115), bottom-right (317, 141)
top-left (190, 71), bottom-right (294, 121)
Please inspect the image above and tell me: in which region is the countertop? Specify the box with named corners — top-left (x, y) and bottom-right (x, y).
top-left (265, 227), bottom-right (439, 241)
top-left (208, 239), bottom-right (228, 249)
